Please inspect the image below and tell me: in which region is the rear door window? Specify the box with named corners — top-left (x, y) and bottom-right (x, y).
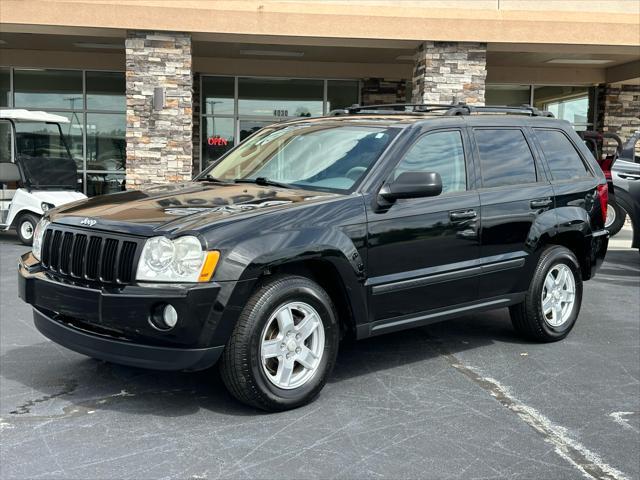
top-left (535, 129), bottom-right (591, 180)
top-left (474, 128), bottom-right (537, 187)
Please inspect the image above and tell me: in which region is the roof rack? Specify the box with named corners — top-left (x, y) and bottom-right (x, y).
top-left (329, 103), bottom-right (554, 118)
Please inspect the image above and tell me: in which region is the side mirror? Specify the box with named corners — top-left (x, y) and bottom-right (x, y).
top-left (379, 171), bottom-right (443, 201)
top-left (0, 163), bottom-right (21, 183)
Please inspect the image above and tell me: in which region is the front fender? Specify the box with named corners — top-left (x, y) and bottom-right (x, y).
top-left (210, 226), bottom-right (367, 346)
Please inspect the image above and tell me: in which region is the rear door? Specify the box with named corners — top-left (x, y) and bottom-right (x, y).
top-left (472, 124), bottom-right (555, 298)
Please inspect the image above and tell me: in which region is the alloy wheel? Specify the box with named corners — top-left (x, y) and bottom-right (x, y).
top-left (541, 264), bottom-right (576, 327)
top-left (260, 301), bottom-right (325, 390)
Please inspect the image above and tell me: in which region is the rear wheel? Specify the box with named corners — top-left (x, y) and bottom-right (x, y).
top-left (219, 275), bottom-right (339, 411)
top-left (510, 246), bottom-right (582, 342)
top-left (605, 200), bottom-right (626, 236)
top-left (16, 213), bottom-right (39, 246)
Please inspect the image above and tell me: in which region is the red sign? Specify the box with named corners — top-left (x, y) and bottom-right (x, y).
top-left (208, 136), bottom-right (229, 146)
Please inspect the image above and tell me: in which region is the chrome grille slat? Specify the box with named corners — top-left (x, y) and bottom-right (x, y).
top-left (39, 226), bottom-right (140, 285)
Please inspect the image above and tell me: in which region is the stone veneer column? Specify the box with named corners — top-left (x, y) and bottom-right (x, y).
top-left (125, 31), bottom-right (192, 189)
top-left (596, 83), bottom-right (640, 143)
top-left (412, 41), bottom-right (487, 106)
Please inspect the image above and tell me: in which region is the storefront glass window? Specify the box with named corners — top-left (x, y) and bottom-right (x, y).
top-left (485, 84), bottom-right (531, 106)
top-left (86, 71), bottom-right (125, 111)
top-left (202, 76), bottom-right (235, 115)
top-left (86, 113), bottom-right (126, 171)
top-left (202, 117), bottom-right (235, 168)
top-left (327, 80), bottom-right (360, 111)
top-left (86, 171), bottom-right (125, 196)
top-left (238, 78), bottom-right (323, 117)
top-left (0, 68), bottom-right (10, 107)
top-left (50, 111), bottom-right (84, 170)
top-left (14, 69), bottom-right (83, 110)
top-left (533, 85), bottom-right (590, 130)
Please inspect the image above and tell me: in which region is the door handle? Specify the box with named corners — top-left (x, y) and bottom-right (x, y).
top-left (450, 209), bottom-right (477, 221)
top-left (619, 173), bottom-right (640, 180)
top-left (530, 198), bottom-right (552, 209)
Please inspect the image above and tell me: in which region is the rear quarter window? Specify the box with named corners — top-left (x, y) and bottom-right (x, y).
top-left (535, 129), bottom-right (591, 180)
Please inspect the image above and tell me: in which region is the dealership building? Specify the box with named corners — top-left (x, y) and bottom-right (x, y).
top-left (0, 0), bottom-right (638, 195)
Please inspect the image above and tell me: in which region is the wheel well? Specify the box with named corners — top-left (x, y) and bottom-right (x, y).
top-left (10, 210), bottom-right (40, 228)
top-left (546, 231), bottom-right (589, 279)
top-left (266, 260), bottom-right (356, 339)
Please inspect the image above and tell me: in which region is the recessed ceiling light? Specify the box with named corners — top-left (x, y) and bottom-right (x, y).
top-left (546, 58), bottom-right (613, 65)
top-left (73, 42), bottom-right (123, 50)
top-left (239, 49), bottom-right (304, 57)
top-left (395, 55), bottom-right (415, 61)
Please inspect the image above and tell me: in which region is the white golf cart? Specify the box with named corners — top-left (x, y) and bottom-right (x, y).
top-left (0, 109), bottom-right (86, 245)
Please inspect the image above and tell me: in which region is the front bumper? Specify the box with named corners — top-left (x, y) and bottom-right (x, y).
top-left (18, 252), bottom-right (229, 371)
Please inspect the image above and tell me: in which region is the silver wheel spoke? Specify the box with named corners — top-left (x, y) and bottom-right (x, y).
top-left (542, 296), bottom-right (553, 314)
top-left (261, 339), bottom-right (281, 359)
top-left (276, 307), bottom-right (295, 333)
top-left (296, 314), bottom-right (319, 341)
top-left (296, 346), bottom-right (318, 370)
top-left (275, 357), bottom-right (295, 387)
top-left (545, 275), bottom-right (555, 293)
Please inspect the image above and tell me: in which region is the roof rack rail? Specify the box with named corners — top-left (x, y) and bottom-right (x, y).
top-left (329, 102), bottom-right (555, 118)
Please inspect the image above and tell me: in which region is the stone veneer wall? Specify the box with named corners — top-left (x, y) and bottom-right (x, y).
top-left (412, 41), bottom-right (487, 105)
top-left (596, 83), bottom-right (640, 143)
top-left (192, 72), bottom-right (201, 176)
top-left (360, 78), bottom-right (408, 105)
top-left (125, 31), bottom-right (193, 189)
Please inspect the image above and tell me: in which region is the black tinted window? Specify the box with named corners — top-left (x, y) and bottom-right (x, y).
top-left (535, 129), bottom-right (590, 180)
top-left (475, 129), bottom-right (536, 187)
top-left (394, 130), bottom-right (466, 193)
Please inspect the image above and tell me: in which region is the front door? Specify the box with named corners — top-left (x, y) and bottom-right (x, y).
top-left (366, 128), bottom-right (481, 324)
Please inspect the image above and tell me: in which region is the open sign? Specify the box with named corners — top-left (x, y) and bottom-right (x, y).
top-left (208, 136), bottom-right (229, 146)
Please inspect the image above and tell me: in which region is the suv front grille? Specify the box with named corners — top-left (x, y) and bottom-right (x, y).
top-left (41, 226), bottom-right (141, 284)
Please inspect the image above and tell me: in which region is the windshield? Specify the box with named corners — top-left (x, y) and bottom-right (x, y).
top-left (202, 123), bottom-right (397, 192)
top-left (14, 122), bottom-right (77, 189)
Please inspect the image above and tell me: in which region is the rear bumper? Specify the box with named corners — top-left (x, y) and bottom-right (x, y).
top-left (33, 307), bottom-right (223, 371)
top-left (586, 229), bottom-right (609, 279)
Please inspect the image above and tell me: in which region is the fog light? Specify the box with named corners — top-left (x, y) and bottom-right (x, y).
top-left (162, 305), bottom-right (178, 328)
top-left (150, 304), bottom-right (178, 330)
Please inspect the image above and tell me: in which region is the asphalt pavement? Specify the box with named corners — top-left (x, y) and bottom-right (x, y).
top-left (1, 228), bottom-right (638, 480)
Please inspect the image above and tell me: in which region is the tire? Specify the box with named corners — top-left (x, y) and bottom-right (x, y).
top-left (16, 213), bottom-right (39, 246)
top-left (219, 275), bottom-right (339, 411)
top-left (510, 246), bottom-right (583, 342)
top-left (605, 200), bottom-right (626, 237)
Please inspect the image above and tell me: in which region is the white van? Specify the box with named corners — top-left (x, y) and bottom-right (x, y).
top-left (0, 110), bottom-right (87, 244)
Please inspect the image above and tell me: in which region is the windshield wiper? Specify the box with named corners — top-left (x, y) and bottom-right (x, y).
top-left (195, 174), bottom-right (233, 183)
top-left (234, 177), bottom-right (292, 189)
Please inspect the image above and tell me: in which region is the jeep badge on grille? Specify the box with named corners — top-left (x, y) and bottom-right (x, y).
top-left (80, 218), bottom-right (97, 227)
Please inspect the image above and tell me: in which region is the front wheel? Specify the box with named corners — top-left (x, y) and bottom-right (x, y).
top-left (16, 213), bottom-right (40, 246)
top-left (219, 275), bottom-right (339, 411)
top-left (510, 246), bottom-right (583, 342)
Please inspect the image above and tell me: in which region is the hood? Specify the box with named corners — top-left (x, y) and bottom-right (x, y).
top-left (48, 181), bottom-right (339, 236)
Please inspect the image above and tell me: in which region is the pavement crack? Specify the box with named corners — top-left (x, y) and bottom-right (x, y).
top-left (9, 379), bottom-right (78, 415)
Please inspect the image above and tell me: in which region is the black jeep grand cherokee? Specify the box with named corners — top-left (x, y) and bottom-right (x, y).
top-left (19, 103), bottom-right (609, 411)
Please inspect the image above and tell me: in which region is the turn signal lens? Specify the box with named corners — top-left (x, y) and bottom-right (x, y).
top-left (597, 184), bottom-right (608, 225)
top-left (198, 251), bottom-right (220, 282)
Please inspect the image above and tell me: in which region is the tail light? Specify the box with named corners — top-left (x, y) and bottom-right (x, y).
top-left (597, 155), bottom-right (615, 180)
top-left (596, 184), bottom-right (608, 225)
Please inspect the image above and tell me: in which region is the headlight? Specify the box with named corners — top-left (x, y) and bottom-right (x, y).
top-left (40, 202), bottom-right (55, 212)
top-left (136, 235), bottom-right (220, 282)
top-left (32, 218), bottom-right (50, 261)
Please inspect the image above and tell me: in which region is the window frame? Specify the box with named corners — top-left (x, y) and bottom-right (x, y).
top-left (531, 127), bottom-right (595, 182)
top-left (389, 127), bottom-right (470, 196)
top-left (472, 126), bottom-right (542, 190)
